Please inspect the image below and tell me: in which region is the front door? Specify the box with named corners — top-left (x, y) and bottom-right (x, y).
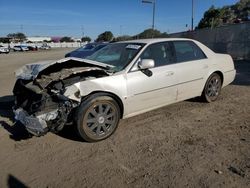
top-left (125, 42), bottom-right (178, 116)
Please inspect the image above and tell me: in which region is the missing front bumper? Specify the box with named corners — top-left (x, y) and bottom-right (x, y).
top-left (13, 108), bottom-right (58, 136)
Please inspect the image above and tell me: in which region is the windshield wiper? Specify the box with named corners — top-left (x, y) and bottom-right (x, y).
top-left (104, 65), bottom-right (117, 73)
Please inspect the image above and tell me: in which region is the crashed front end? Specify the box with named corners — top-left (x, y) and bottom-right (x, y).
top-left (13, 58), bottom-right (109, 136)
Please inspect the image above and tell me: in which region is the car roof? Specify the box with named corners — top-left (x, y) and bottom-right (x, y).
top-left (117, 38), bottom-right (195, 44)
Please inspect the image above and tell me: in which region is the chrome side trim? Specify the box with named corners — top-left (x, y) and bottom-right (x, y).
top-left (134, 78), bottom-right (203, 96)
top-left (224, 69), bottom-right (236, 73)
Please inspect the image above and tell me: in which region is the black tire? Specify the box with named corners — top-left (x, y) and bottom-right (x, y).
top-left (201, 73), bottom-right (222, 103)
top-left (76, 93), bottom-right (120, 142)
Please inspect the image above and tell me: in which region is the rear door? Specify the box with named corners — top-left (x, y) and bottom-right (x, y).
top-left (172, 41), bottom-right (209, 100)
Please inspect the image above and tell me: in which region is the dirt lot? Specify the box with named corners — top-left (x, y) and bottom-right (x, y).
top-left (0, 49), bottom-right (249, 188)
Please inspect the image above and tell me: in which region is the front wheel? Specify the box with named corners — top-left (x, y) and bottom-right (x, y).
top-left (202, 73), bottom-right (222, 103)
top-left (76, 94), bottom-right (120, 142)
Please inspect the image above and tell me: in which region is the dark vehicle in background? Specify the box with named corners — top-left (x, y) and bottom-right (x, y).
top-left (27, 46), bottom-right (38, 51)
top-left (65, 42), bottom-right (108, 58)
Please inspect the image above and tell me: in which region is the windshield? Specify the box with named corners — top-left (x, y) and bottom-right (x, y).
top-left (86, 43), bottom-right (145, 72)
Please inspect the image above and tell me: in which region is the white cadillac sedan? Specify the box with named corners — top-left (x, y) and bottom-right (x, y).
top-left (13, 38), bottom-right (236, 142)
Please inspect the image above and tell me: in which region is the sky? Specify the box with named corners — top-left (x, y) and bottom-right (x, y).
top-left (0, 0), bottom-right (238, 39)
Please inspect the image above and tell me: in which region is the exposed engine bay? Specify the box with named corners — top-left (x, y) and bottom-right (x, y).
top-left (13, 58), bottom-right (110, 136)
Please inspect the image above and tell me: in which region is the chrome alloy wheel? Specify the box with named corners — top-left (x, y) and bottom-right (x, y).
top-left (82, 101), bottom-right (119, 139)
top-left (205, 74), bottom-right (222, 102)
top-left (206, 77), bottom-right (220, 97)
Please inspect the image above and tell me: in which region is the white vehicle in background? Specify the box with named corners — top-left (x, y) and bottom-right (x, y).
top-left (0, 45), bottom-right (10, 54)
top-left (13, 45), bottom-right (29, 52)
top-left (13, 38), bottom-right (236, 142)
top-left (40, 43), bottom-right (51, 50)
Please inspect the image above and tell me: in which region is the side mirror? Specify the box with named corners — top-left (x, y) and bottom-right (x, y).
top-left (138, 59), bottom-right (155, 70)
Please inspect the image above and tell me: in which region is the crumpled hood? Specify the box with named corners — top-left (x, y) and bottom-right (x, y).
top-left (15, 57), bottom-right (111, 80)
top-left (15, 60), bottom-right (55, 80)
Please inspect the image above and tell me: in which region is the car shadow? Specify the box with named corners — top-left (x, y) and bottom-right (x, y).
top-left (0, 95), bottom-right (31, 141)
top-left (0, 121), bottom-right (32, 141)
top-left (186, 97), bottom-right (205, 103)
top-left (56, 125), bottom-right (85, 142)
top-left (0, 95), bottom-right (15, 119)
top-left (7, 174), bottom-right (28, 188)
top-left (233, 60), bottom-right (250, 86)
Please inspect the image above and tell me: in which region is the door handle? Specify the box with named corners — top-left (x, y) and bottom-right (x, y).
top-left (166, 71), bottom-right (174, 76)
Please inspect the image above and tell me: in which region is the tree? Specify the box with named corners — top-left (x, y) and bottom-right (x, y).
top-left (135, 29), bottom-right (168, 39)
top-left (60, 36), bottom-right (73, 42)
top-left (197, 0), bottom-right (250, 29)
top-left (43, 40), bottom-right (52, 43)
top-left (81, 36), bottom-right (91, 42)
top-left (96, 31), bottom-right (114, 42)
top-left (7, 32), bottom-right (26, 42)
top-left (197, 6), bottom-right (221, 29)
top-left (112, 35), bottom-right (133, 42)
top-left (0, 37), bottom-right (10, 43)
top-left (160, 32), bottom-right (168, 38)
top-left (234, 0), bottom-right (250, 21)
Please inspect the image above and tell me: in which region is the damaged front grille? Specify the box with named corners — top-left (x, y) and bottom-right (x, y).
top-left (13, 79), bottom-right (43, 112)
top-left (13, 79), bottom-right (60, 114)
top-left (13, 79), bottom-right (75, 135)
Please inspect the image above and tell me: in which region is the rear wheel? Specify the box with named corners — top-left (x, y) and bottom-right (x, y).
top-left (76, 94), bottom-right (120, 142)
top-left (202, 73), bottom-right (222, 103)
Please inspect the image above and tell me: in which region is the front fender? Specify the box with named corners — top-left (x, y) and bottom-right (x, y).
top-left (65, 74), bottom-right (128, 116)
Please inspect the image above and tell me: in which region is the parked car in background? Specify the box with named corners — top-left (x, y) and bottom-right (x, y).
top-left (0, 45), bottom-right (10, 54)
top-left (65, 42), bottom-right (108, 58)
top-left (13, 38), bottom-right (236, 142)
top-left (13, 45), bottom-right (29, 52)
top-left (27, 46), bottom-right (38, 51)
top-left (40, 44), bottom-right (51, 50)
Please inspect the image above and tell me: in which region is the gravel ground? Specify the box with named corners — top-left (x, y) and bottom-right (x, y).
top-left (0, 49), bottom-right (249, 188)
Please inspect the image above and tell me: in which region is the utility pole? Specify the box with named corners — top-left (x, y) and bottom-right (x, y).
top-left (191, 0), bottom-right (194, 31)
top-left (142, 0), bottom-right (156, 30)
top-left (20, 24), bottom-right (23, 33)
top-left (81, 26), bottom-right (84, 38)
top-left (152, 0), bottom-right (155, 30)
top-left (119, 25), bottom-right (123, 36)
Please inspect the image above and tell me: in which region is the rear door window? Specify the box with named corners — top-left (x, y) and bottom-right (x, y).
top-left (173, 41), bottom-right (206, 63)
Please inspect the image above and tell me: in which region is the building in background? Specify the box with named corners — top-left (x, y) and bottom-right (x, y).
top-left (51, 37), bottom-right (62, 43)
top-left (72, 37), bottom-right (82, 42)
top-left (26, 36), bottom-right (51, 43)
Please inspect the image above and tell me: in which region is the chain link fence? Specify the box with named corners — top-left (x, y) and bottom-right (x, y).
top-left (169, 22), bottom-right (250, 60)
top-left (0, 42), bottom-right (84, 48)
